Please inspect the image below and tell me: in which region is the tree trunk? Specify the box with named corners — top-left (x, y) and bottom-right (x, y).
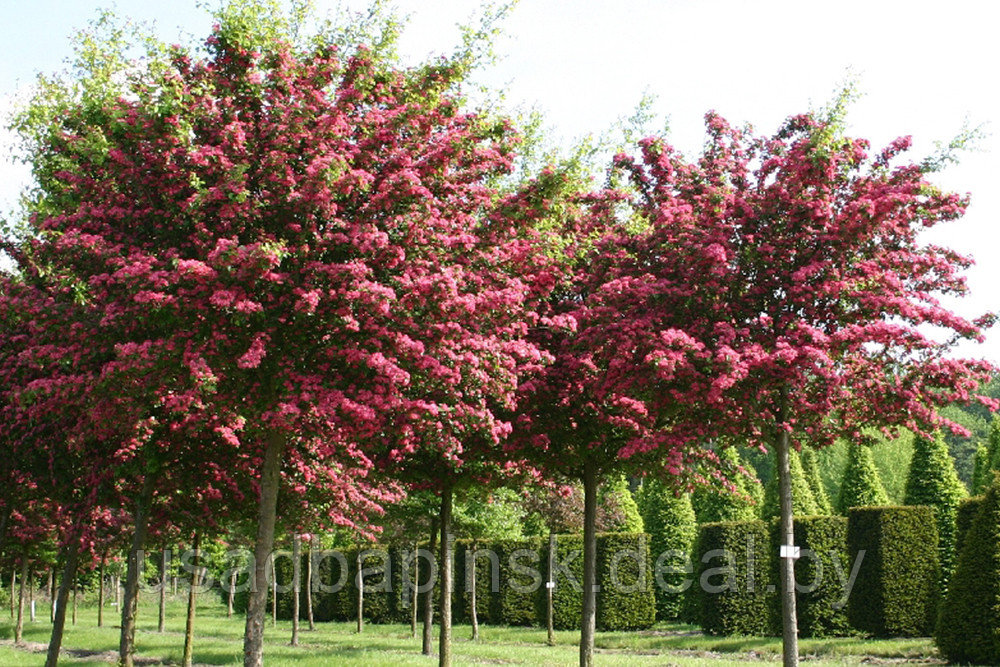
top-left (47, 568), bottom-right (54, 623)
top-left (228, 570), bottom-right (236, 619)
top-left (9, 566), bottom-right (15, 619)
top-left (291, 534), bottom-right (301, 646)
top-left (44, 535), bottom-right (81, 667)
top-left (776, 390), bottom-right (800, 667)
top-left (182, 533), bottom-right (200, 667)
top-left (14, 555), bottom-right (27, 644)
top-left (355, 549), bottom-right (364, 634)
top-left (469, 541), bottom-right (478, 641)
top-left (72, 580), bottom-right (77, 625)
top-left (439, 486), bottom-right (453, 667)
top-left (580, 462), bottom-right (598, 667)
top-left (243, 431), bottom-right (286, 667)
top-left (158, 549), bottom-right (168, 632)
top-left (410, 542), bottom-right (418, 638)
top-left (422, 518), bottom-right (439, 656)
top-left (97, 553), bottom-right (105, 628)
top-left (120, 474), bottom-right (155, 667)
top-left (172, 574), bottom-right (177, 596)
top-left (547, 529), bottom-right (556, 646)
top-left (306, 537), bottom-right (315, 631)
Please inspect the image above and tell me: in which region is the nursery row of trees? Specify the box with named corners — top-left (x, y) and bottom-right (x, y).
top-left (0, 2), bottom-right (995, 666)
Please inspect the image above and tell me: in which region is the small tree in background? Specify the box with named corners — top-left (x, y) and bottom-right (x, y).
top-left (636, 478), bottom-right (696, 620)
top-left (838, 443), bottom-right (890, 513)
top-left (691, 448), bottom-right (759, 524)
top-left (801, 449), bottom-right (833, 515)
top-left (904, 431), bottom-right (967, 589)
top-left (762, 449), bottom-right (819, 520)
top-left (597, 475), bottom-right (644, 533)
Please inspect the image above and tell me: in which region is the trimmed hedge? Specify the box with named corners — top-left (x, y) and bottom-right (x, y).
top-left (227, 533), bottom-right (654, 632)
top-left (695, 520), bottom-right (773, 636)
top-left (936, 478), bottom-right (1000, 664)
top-left (846, 506), bottom-right (938, 637)
top-left (768, 516), bottom-right (852, 638)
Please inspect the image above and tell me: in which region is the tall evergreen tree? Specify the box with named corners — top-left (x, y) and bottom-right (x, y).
top-left (692, 447), bottom-right (759, 523)
top-left (838, 443), bottom-right (890, 514)
top-left (801, 449), bottom-right (833, 515)
top-left (904, 431), bottom-right (967, 589)
top-left (637, 479), bottom-right (696, 620)
top-left (972, 443), bottom-right (992, 496)
top-left (762, 448), bottom-right (819, 520)
top-left (598, 474), bottom-right (644, 533)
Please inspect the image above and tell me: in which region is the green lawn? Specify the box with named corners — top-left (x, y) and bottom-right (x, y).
top-left (0, 593), bottom-right (940, 665)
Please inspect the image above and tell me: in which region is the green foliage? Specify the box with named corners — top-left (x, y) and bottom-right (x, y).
top-left (837, 443), bottom-right (890, 514)
top-left (936, 475), bottom-right (1000, 664)
top-left (815, 432), bottom-right (913, 505)
top-left (767, 517), bottom-right (852, 638)
top-left (694, 520), bottom-right (773, 636)
top-left (637, 479), bottom-right (696, 620)
top-left (692, 448), bottom-right (759, 524)
top-left (598, 475), bottom-right (644, 533)
top-left (955, 495), bottom-right (984, 555)
top-left (453, 487), bottom-right (526, 543)
top-left (491, 537), bottom-right (544, 626)
top-left (846, 506), bottom-right (939, 637)
top-left (596, 533), bottom-right (656, 630)
top-left (802, 449), bottom-right (833, 515)
top-left (939, 404), bottom-right (991, 485)
top-left (989, 415), bottom-right (1000, 473)
top-left (761, 448), bottom-right (820, 520)
top-left (903, 431), bottom-right (966, 589)
top-left (972, 443), bottom-right (992, 495)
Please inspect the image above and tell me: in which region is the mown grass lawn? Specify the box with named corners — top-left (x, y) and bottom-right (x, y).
top-left (0, 592), bottom-right (940, 665)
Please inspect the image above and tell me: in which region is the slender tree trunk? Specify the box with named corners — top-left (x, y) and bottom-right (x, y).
top-left (72, 580), bottom-right (77, 625)
top-left (776, 389), bottom-right (800, 667)
top-left (547, 529), bottom-right (556, 646)
top-left (228, 570), bottom-right (236, 619)
top-left (158, 549), bottom-right (168, 632)
top-left (97, 553), bottom-right (105, 628)
top-left (469, 541), bottom-right (478, 641)
top-left (355, 549), bottom-right (364, 634)
top-left (244, 431), bottom-right (286, 667)
top-left (14, 555), bottom-right (27, 644)
top-left (410, 542), bottom-right (418, 638)
top-left (172, 574), bottom-right (176, 596)
top-left (580, 462), bottom-right (598, 667)
top-left (9, 566), bottom-right (15, 619)
top-left (47, 568), bottom-right (54, 623)
top-left (422, 519), bottom-right (439, 656)
top-left (182, 533), bottom-right (200, 667)
top-left (291, 534), bottom-right (301, 646)
top-left (115, 574), bottom-right (121, 612)
top-left (44, 536), bottom-right (81, 667)
top-left (439, 486), bottom-right (453, 667)
top-left (306, 537), bottom-right (315, 631)
top-left (120, 474), bottom-right (155, 667)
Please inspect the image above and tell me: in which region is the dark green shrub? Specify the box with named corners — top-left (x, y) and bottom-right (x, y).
top-left (695, 520), bottom-right (773, 636)
top-left (768, 516), bottom-right (852, 638)
top-left (904, 431), bottom-right (966, 590)
top-left (762, 449), bottom-right (819, 520)
top-left (550, 534), bottom-right (584, 630)
top-left (936, 477), bottom-right (1000, 664)
top-left (596, 533), bottom-right (656, 630)
top-left (637, 480), bottom-right (696, 620)
top-left (846, 506), bottom-right (938, 637)
top-left (692, 448), bottom-right (759, 524)
top-left (955, 496), bottom-right (984, 555)
top-left (491, 537), bottom-right (544, 626)
top-left (838, 443), bottom-right (889, 514)
top-left (802, 449), bottom-right (833, 515)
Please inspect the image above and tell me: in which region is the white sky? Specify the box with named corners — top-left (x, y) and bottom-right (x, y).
top-left (1, 0), bottom-right (997, 362)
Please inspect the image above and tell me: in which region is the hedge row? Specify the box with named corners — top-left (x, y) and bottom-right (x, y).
top-left (693, 507), bottom-right (939, 639)
top-left (229, 532), bottom-right (655, 632)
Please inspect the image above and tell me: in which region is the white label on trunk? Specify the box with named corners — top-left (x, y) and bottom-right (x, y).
top-left (545, 581), bottom-right (556, 589)
top-left (779, 545), bottom-right (801, 559)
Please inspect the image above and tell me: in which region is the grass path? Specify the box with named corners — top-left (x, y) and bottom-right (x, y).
top-left (0, 593), bottom-right (941, 665)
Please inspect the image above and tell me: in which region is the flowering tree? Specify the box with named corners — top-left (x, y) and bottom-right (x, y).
top-left (607, 106), bottom-right (995, 666)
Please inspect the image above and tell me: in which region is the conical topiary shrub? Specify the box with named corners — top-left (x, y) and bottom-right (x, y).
top-left (936, 473), bottom-right (1000, 664)
top-left (637, 478), bottom-right (696, 620)
top-left (837, 442), bottom-right (889, 514)
top-left (762, 448), bottom-right (820, 519)
top-left (801, 448), bottom-right (833, 515)
top-left (692, 447), bottom-right (759, 523)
